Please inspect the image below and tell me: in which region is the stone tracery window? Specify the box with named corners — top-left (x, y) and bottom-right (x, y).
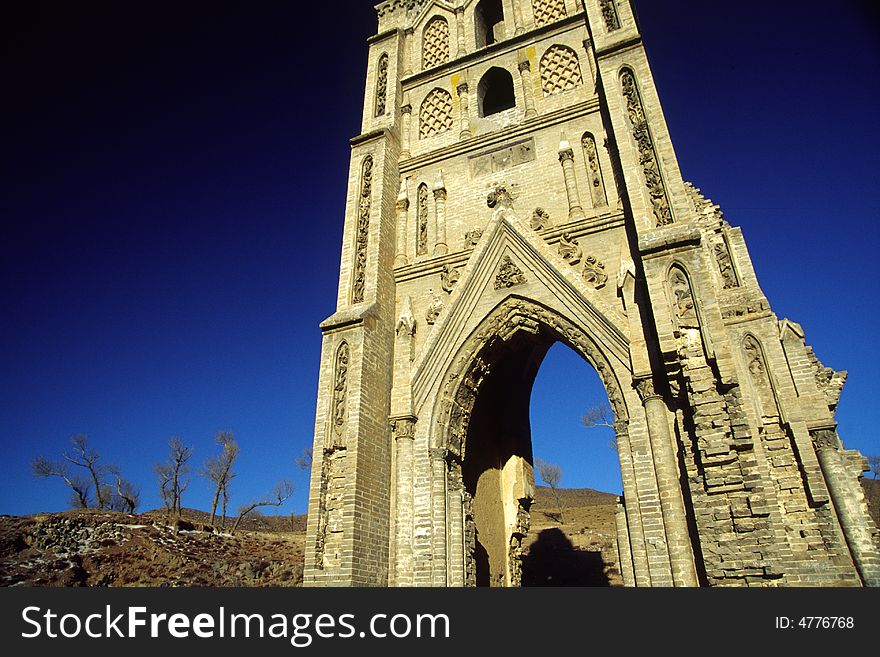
top-left (539, 45), bottom-right (583, 96)
top-left (374, 53), bottom-right (388, 117)
top-left (423, 16), bottom-right (450, 69)
top-left (419, 87), bottom-right (454, 138)
top-left (531, 0), bottom-right (567, 26)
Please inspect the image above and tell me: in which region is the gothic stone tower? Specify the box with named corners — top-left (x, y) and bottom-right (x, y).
top-left (304, 0), bottom-right (880, 587)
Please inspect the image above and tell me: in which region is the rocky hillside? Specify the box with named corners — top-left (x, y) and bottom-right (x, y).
top-left (1, 480), bottom-right (875, 587)
top-left (0, 509), bottom-right (305, 587)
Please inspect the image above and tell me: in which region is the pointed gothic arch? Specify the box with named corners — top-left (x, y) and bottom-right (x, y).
top-left (425, 296), bottom-right (636, 586)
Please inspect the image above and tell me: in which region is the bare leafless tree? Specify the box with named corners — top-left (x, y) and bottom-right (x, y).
top-left (107, 467), bottom-right (140, 513)
top-left (155, 437), bottom-right (193, 517)
top-left (295, 447), bottom-right (313, 471)
top-left (204, 431), bottom-right (239, 526)
top-left (535, 458), bottom-right (565, 524)
top-left (231, 480), bottom-right (294, 534)
top-left (581, 402), bottom-right (618, 452)
top-left (63, 434), bottom-right (109, 509)
top-left (868, 455), bottom-right (880, 480)
top-left (31, 456), bottom-right (92, 509)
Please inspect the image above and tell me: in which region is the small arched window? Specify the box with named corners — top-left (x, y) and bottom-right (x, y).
top-left (475, 0), bottom-right (505, 48)
top-left (423, 16), bottom-right (450, 69)
top-left (478, 67), bottom-right (515, 117)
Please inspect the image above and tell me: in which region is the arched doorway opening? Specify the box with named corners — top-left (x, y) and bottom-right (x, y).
top-left (448, 306), bottom-right (628, 587)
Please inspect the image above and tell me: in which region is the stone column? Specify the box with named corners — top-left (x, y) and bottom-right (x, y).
top-left (455, 5), bottom-right (466, 57)
top-left (400, 103), bottom-right (412, 159)
top-left (391, 418), bottom-right (416, 585)
top-left (394, 178), bottom-right (409, 267)
top-left (615, 499), bottom-right (636, 586)
top-left (447, 465), bottom-right (465, 586)
top-left (404, 28), bottom-right (414, 76)
top-left (457, 82), bottom-right (471, 139)
top-left (811, 429), bottom-right (880, 586)
top-left (635, 377), bottom-right (698, 587)
top-left (558, 139), bottom-right (585, 220)
top-left (512, 0), bottom-right (525, 35)
top-left (430, 448), bottom-right (449, 586)
top-left (518, 58), bottom-right (537, 119)
top-left (616, 426), bottom-right (651, 586)
top-left (432, 171), bottom-right (448, 256)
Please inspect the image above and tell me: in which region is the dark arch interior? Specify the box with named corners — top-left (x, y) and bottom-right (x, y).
top-left (475, 0), bottom-right (505, 48)
top-left (478, 66), bottom-right (516, 117)
top-left (460, 322), bottom-right (619, 587)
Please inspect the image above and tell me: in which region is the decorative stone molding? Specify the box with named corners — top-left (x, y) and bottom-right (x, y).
top-left (375, 53), bottom-right (388, 117)
top-left (582, 132), bottom-right (607, 207)
top-left (668, 266), bottom-right (698, 328)
top-left (557, 232), bottom-right (582, 265)
top-left (713, 240), bottom-right (739, 288)
top-left (582, 255), bottom-right (608, 289)
top-left (350, 156), bottom-right (373, 304)
top-left (530, 207), bottom-right (551, 230)
top-left (494, 256), bottom-right (528, 289)
top-left (620, 69), bottom-right (673, 227)
top-left (330, 342), bottom-right (351, 447)
top-left (416, 183), bottom-right (429, 256)
top-left (600, 0), bottom-right (621, 31)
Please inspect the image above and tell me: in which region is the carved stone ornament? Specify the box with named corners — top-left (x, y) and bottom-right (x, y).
top-left (620, 70), bottom-right (673, 227)
top-left (811, 428), bottom-right (839, 452)
top-left (743, 335), bottom-right (767, 382)
top-left (713, 241), bottom-right (739, 288)
top-left (487, 184), bottom-right (516, 221)
top-left (600, 0), bottom-right (621, 31)
top-left (634, 376), bottom-right (660, 403)
top-left (440, 264), bottom-right (460, 294)
top-left (426, 294), bottom-right (444, 325)
top-left (390, 417), bottom-right (416, 441)
top-left (351, 156), bottom-right (373, 304)
top-left (494, 255), bottom-right (528, 290)
top-left (530, 207), bottom-right (552, 230)
top-left (330, 342), bottom-right (350, 446)
top-left (464, 228), bottom-right (483, 248)
top-left (557, 232), bottom-right (582, 265)
top-left (417, 183), bottom-right (429, 256)
top-left (669, 267), bottom-right (698, 327)
top-left (375, 53), bottom-right (388, 117)
top-left (582, 255), bottom-right (608, 289)
top-left (396, 296), bottom-right (416, 337)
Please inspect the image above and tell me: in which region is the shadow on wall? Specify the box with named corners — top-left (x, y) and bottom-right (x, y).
top-left (521, 528), bottom-right (611, 586)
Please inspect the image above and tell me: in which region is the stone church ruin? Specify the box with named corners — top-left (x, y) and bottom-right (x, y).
top-left (303, 0), bottom-right (880, 587)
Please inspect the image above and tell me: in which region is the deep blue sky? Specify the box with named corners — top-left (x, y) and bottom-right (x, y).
top-left (2, 1), bottom-right (878, 516)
